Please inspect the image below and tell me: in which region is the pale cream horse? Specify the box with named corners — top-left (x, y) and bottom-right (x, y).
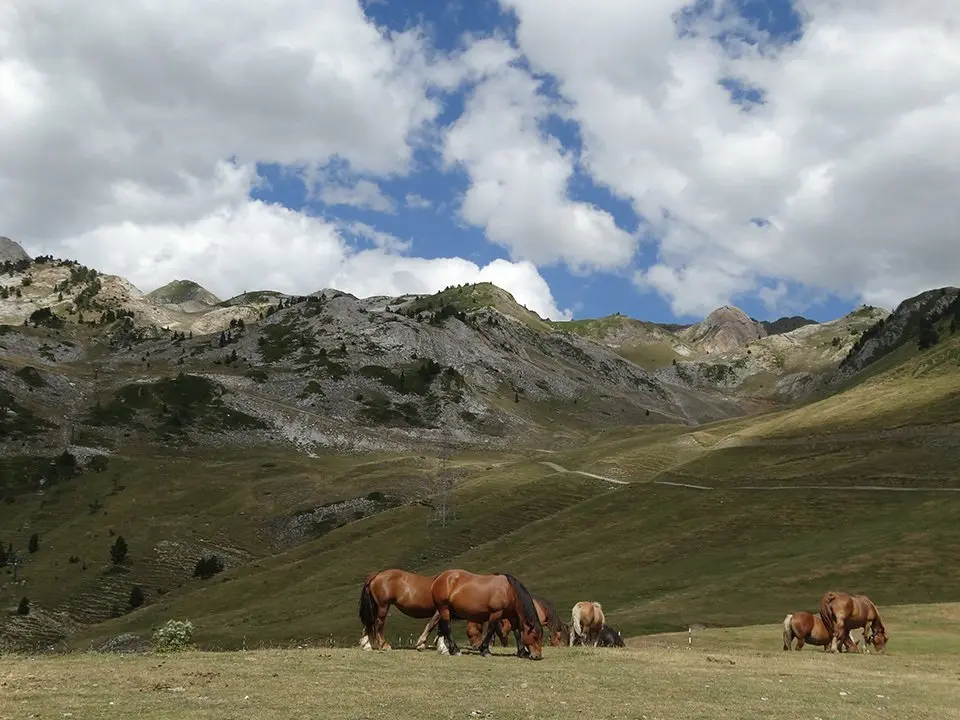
top-left (569, 601), bottom-right (605, 646)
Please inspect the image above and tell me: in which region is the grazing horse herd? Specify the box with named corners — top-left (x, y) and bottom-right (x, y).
top-left (358, 568), bottom-right (624, 660)
top-left (359, 568), bottom-right (887, 660)
top-left (784, 591), bottom-right (889, 653)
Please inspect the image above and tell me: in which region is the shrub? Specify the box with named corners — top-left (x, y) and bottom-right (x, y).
top-left (28, 533), bottom-right (38, 553)
top-left (192, 554), bottom-right (224, 580)
top-left (88, 455), bottom-right (109, 473)
top-left (17, 597), bottom-right (29, 615)
top-left (129, 585), bottom-right (145, 609)
top-left (151, 619), bottom-right (194, 652)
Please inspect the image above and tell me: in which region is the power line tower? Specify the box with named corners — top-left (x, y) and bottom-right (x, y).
top-left (430, 447), bottom-right (458, 528)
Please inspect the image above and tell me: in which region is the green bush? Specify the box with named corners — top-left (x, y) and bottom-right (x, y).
top-left (151, 619), bottom-right (194, 652)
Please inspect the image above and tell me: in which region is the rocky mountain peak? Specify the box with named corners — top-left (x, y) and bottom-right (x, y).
top-left (0, 237), bottom-right (30, 264)
top-left (146, 279), bottom-right (221, 312)
top-left (680, 304), bottom-right (767, 354)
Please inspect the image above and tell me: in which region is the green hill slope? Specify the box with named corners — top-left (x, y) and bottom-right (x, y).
top-left (31, 329), bottom-right (959, 652)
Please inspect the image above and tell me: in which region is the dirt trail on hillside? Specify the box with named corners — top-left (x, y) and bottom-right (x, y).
top-left (537, 460), bottom-right (960, 493)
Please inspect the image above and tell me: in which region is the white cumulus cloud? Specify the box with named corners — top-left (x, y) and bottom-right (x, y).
top-left (499, 0), bottom-right (960, 315)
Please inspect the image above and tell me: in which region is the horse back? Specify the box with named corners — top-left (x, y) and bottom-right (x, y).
top-left (374, 568), bottom-right (435, 609)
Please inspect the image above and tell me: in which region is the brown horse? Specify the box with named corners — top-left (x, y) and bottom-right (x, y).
top-left (465, 595), bottom-right (569, 649)
top-left (819, 591), bottom-right (888, 653)
top-left (430, 569), bottom-right (544, 660)
top-left (358, 569), bottom-right (443, 650)
top-left (782, 611), bottom-right (862, 652)
top-left (569, 601), bottom-right (605, 646)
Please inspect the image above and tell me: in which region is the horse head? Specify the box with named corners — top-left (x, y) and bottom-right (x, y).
top-left (868, 621), bottom-right (888, 652)
top-left (503, 574), bottom-right (543, 659)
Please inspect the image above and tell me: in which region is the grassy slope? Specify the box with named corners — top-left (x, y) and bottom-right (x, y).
top-left (4, 604), bottom-right (960, 720)
top-left (48, 331), bottom-right (960, 651)
top-left (550, 314), bottom-right (687, 369)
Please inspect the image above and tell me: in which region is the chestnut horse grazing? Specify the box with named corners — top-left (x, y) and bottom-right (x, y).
top-left (570, 601), bottom-right (605, 647)
top-left (430, 569), bottom-right (544, 660)
top-left (358, 569), bottom-right (441, 651)
top-left (819, 591), bottom-right (888, 653)
top-left (465, 595), bottom-right (569, 649)
top-left (782, 611), bottom-right (861, 652)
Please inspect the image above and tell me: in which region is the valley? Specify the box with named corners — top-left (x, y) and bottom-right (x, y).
top-left (2, 239), bottom-right (959, 655)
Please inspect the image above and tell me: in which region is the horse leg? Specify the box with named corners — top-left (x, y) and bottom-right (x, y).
top-left (478, 616), bottom-right (503, 657)
top-left (512, 627), bottom-right (531, 658)
top-left (795, 636), bottom-right (805, 650)
top-left (437, 607), bottom-right (461, 657)
top-left (415, 612), bottom-right (440, 651)
top-left (828, 613), bottom-right (846, 653)
top-left (375, 605), bottom-right (391, 650)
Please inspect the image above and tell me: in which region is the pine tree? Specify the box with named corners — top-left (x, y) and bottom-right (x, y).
top-left (28, 533), bottom-right (38, 553)
top-left (110, 535), bottom-right (128, 565)
top-left (17, 597), bottom-right (29, 615)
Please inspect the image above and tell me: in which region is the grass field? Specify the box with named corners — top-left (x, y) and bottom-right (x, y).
top-left (3, 604), bottom-right (959, 719)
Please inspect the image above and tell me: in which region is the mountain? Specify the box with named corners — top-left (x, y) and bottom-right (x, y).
top-left (760, 315), bottom-right (817, 336)
top-left (146, 280), bottom-right (221, 313)
top-left (0, 236), bottom-right (30, 264)
top-left (679, 305), bottom-right (767, 354)
top-left (4, 249), bottom-right (960, 653)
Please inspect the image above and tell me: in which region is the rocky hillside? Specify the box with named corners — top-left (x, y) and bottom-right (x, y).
top-left (3, 236), bottom-right (950, 443)
top-left (1, 246), bottom-right (761, 458)
top-left (831, 287), bottom-right (960, 382)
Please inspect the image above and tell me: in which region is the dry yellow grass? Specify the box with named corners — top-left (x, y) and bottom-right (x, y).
top-left (3, 604), bottom-right (959, 719)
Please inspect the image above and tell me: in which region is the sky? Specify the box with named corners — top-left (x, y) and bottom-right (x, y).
top-left (1, 1), bottom-right (958, 323)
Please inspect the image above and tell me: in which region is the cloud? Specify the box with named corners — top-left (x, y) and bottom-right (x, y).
top-left (442, 38), bottom-right (638, 273)
top-left (404, 193), bottom-right (433, 210)
top-left (318, 179), bottom-right (397, 213)
top-left (0, 0), bottom-right (573, 320)
top-left (64, 198), bottom-right (571, 320)
top-left (499, 0), bottom-right (960, 315)
top-left (0, 0), bottom-right (444, 244)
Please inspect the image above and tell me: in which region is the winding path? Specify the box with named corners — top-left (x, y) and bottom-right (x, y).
top-left (537, 460), bottom-right (960, 493)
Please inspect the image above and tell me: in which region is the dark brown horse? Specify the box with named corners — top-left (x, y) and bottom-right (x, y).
top-left (819, 591), bottom-right (888, 653)
top-left (430, 569), bottom-right (544, 660)
top-left (782, 611), bottom-right (861, 652)
top-left (465, 595), bottom-right (569, 649)
top-left (358, 569), bottom-right (441, 650)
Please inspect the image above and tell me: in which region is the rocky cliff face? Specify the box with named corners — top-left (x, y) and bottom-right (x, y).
top-left (679, 305), bottom-right (767, 354)
top-left (0, 237), bottom-right (30, 264)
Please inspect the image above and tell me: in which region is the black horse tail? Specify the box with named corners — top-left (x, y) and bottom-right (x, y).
top-left (501, 573), bottom-right (543, 637)
top-left (359, 573), bottom-right (379, 635)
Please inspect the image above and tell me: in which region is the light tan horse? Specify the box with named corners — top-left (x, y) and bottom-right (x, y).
top-left (782, 611), bottom-right (862, 652)
top-left (569, 601), bottom-right (605, 647)
top-left (819, 591), bottom-right (888, 653)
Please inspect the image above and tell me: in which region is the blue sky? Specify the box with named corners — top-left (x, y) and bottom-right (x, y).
top-left (247, 0), bottom-right (849, 324)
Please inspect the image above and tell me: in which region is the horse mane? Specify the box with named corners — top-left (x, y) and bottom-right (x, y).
top-left (534, 595), bottom-right (564, 635)
top-left (868, 598), bottom-right (887, 635)
top-left (500, 574), bottom-right (542, 635)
